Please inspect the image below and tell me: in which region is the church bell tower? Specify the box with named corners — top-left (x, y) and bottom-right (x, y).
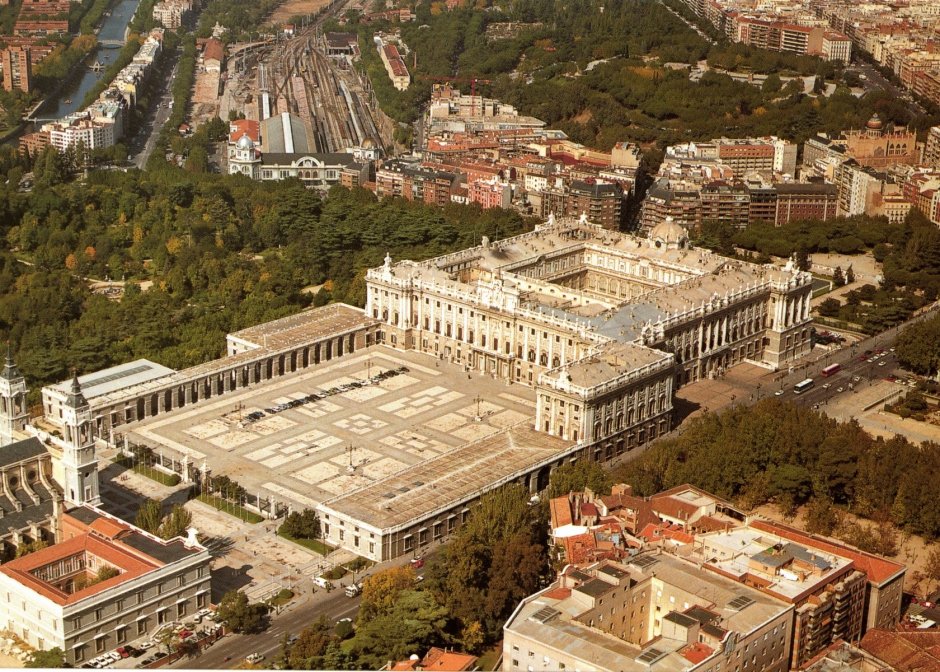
top-left (0, 345), bottom-right (29, 447)
top-left (61, 372), bottom-right (100, 507)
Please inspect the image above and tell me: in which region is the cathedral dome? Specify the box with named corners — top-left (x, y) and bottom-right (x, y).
top-left (235, 134), bottom-right (254, 151)
top-left (648, 217), bottom-right (689, 250)
top-left (866, 113), bottom-right (883, 130)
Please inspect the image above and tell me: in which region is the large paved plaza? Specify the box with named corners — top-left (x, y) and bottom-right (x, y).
top-left (125, 346), bottom-right (538, 511)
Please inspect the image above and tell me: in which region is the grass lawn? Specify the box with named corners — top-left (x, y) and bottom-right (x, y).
top-left (477, 644), bottom-right (502, 671)
top-left (196, 494), bottom-right (264, 523)
top-left (112, 455), bottom-right (181, 486)
top-left (277, 530), bottom-right (333, 556)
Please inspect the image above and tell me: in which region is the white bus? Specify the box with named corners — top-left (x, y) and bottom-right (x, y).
top-left (793, 378), bottom-right (815, 394)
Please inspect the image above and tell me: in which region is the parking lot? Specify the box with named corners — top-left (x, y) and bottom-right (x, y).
top-left (82, 608), bottom-right (221, 669)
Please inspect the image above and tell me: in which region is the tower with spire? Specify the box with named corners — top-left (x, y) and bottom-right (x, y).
top-left (0, 345), bottom-right (29, 446)
top-left (60, 372), bottom-right (100, 506)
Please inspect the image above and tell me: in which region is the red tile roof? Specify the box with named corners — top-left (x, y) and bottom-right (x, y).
top-left (681, 642), bottom-right (714, 665)
top-left (562, 532), bottom-right (597, 565)
top-left (860, 629), bottom-right (940, 671)
top-left (203, 38), bottom-right (223, 63)
top-left (543, 587), bottom-right (572, 600)
top-left (390, 648), bottom-right (478, 671)
top-left (0, 530), bottom-right (160, 606)
top-left (580, 502), bottom-right (598, 517)
top-left (750, 519), bottom-right (905, 585)
top-left (650, 495), bottom-right (700, 522)
top-left (421, 647), bottom-right (478, 671)
top-left (638, 522), bottom-right (694, 545)
top-left (549, 496), bottom-right (574, 529)
top-left (229, 119), bottom-right (260, 143)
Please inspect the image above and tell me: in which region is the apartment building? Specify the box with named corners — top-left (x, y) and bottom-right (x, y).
top-left (1, 46), bottom-right (31, 93)
top-left (503, 554), bottom-right (794, 672)
top-left (924, 127), bottom-right (940, 168)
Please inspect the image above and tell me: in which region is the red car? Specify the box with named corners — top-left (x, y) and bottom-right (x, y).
top-left (410, 557), bottom-right (424, 569)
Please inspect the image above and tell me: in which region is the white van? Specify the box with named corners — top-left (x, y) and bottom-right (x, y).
top-left (344, 583), bottom-right (361, 597)
top-left (314, 576), bottom-right (333, 589)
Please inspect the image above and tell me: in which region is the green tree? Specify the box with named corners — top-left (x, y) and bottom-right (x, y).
top-left (832, 266), bottom-right (845, 287)
top-left (135, 499), bottom-right (163, 534)
top-left (547, 461), bottom-right (611, 499)
top-left (358, 566), bottom-right (416, 622)
top-left (345, 590), bottom-right (448, 670)
top-left (817, 297), bottom-right (840, 317)
top-left (279, 509), bottom-right (321, 539)
top-left (16, 539), bottom-right (49, 558)
top-left (924, 544), bottom-right (940, 595)
top-left (804, 496), bottom-right (842, 535)
top-left (896, 315), bottom-right (940, 377)
top-left (25, 648), bottom-right (67, 668)
top-left (216, 590), bottom-right (268, 634)
top-left (429, 484), bottom-right (548, 641)
top-left (287, 615), bottom-right (335, 669)
top-left (845, 264), bottom-right (855, 284)
top-left (159, 503), bottom-right (193, 540)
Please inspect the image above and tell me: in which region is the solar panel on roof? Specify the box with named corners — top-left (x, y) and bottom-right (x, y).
top-left (632, 555), bottom-right (659, 569)
top-left (727, 595), bottom-right (755, 611)
top-left (530, 606), bottom-right (559, 623)
top-left (636, 648), bottom-right (666, 664)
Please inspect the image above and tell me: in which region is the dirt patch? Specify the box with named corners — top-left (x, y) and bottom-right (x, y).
top-left (572, 108), bottom-right (594, 124)
top-left (268, 0), bottom-right (332, 24)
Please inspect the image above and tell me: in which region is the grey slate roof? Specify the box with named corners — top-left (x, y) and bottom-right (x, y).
top-left (0, 437), bottom-right (47, 467)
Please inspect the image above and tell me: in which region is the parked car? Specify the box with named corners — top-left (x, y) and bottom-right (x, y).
top-left (246, 653), bottom-right (265, 664)
top-left (410, 556), bottom-right (425, 569)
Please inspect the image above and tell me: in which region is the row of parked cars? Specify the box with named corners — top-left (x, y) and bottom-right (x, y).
top-left (82, 609), bottom-right (217, 669)
top-left (83, 644), bottom-right (149, 668)
top-left (243, 366), bottom-right (411, 424)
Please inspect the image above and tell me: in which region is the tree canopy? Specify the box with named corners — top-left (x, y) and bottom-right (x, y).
top-left (216, 590), bottom-right (268, 633)
top-left (613, 398), bottom-right (940, 539)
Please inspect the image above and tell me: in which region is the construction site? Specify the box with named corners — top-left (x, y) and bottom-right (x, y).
top-left (216, 1), bottom-right (396, 154)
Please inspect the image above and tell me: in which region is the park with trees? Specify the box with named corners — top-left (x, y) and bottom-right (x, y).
top-left (341, 0), bottom-right (938, 153)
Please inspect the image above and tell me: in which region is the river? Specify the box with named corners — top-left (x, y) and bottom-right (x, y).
top-left (35, 0), bottom-right (143, 121)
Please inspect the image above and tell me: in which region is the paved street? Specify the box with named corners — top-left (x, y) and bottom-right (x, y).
top-left (170, 588), bottom-right (362, 669)
top-left (131, 50), bottom-right (180, 169)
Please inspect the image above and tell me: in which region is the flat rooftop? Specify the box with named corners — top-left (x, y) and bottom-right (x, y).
top-left (507, 554), bottom-right (791, 672)
top-left (85, 305), bottom-right (377, 408)
top-left (696, 527), bottom-right (854, 601)
top-left (125, 346), bottom-right (563, 517)
top-left (227, 303), bottom-right (373, 350)
top-left (47, 359), bottom-right (175, 400)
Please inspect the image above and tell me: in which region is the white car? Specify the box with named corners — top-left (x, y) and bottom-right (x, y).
top-left (836, 387), bottom-right (844, 393)
top-left (822, 383), bottom-right (831, 389)
top-left (107, 652), bottom-right (122, 662)
top-left (138, 641), bottom-right (154, 649)
top-left (774, 389), bottom-right (785, 396)
top-left (246, 653), bottom-right (265, 664)
top-left (879, 361), bottom-right (887, 367)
